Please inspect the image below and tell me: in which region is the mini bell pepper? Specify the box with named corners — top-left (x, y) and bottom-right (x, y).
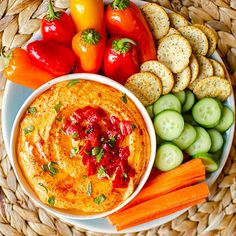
top-left (26, 40), bottom-right (76, 77)
top-left (70, 0), bottom-right (104, 32)
top-left (103, 37), bottom-right (139, 85)
top-left (41, 0), bottom-right (75, 47)
top-left (105, 0), bottom-right (156, 63)
top-left (3, 48), bottom-right (54, 89)
top-left (72, 28), bottom-right (106, 73)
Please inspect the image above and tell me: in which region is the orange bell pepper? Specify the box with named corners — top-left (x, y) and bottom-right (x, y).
top-left (70, 0), bottom-right (104, 32)
top-left (72, 28), bottom-right (106, 73)
top-left (3, 48), bottom-right (54, 89)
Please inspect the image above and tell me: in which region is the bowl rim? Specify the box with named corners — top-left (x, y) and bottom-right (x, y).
top-left (9, 73), bottom-right (157, 220)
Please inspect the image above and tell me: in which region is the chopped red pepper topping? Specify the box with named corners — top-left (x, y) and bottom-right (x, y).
top-left (62, 106), bottom-right (135, 188)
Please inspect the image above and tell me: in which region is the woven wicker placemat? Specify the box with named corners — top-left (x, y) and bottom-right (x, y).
top-left (0, 0), bottom-right (236, 235)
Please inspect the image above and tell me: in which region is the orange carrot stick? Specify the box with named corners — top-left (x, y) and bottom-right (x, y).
top-left (108, 182), bottom-right (209, 229)
top-left (122, 159), bottom-right (205, 210)
top-left (117, 198), bottom-right (206, 230)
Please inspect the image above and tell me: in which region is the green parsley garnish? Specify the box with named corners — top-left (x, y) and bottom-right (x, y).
top-left (48, 196), bottom-right (55, 206)
top-left (121, 93), bottom-right (127, 104)
top-left (70, 147), bottom-right (79, 158)
top-left (123, 173), bottom-right (128, 179)
top-left (72, 132), bottom-right (79, 139)
top-left (28, 107), bottom-right (37, 115)
top-left (82, 175), bottom-right (87, 180)
top-left (91, 147), bottom-right (101, 156)
top-left (87, 181), bottom-right (92, 196)
top-left (107, 136), bottom-right (116, 147)
top-left (23, 125), bottom-right (35, 134)
top-left (54, 102), bottom-right (62, 113)
top-left (48, 162), bottom-right (58, 176)
top-left (97, 166), bottom-right (109, 179)
top-left (42, 162), bottom-right (58, 176)
top-left (38, 183), bottom-right (48, 193)
top-left (94, 194), bottom-right (106, 204)
top-left (131, 124), bottom-right (136, 130)
top-left (67, 79), bottom-right (80, 87)
top-left (96, 149), bottom-right (104, 163)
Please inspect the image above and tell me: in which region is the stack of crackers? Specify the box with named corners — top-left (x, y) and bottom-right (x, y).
top-left (125, 3), bottom-right (232, 106)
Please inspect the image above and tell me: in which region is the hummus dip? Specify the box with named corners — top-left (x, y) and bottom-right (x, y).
top-left (17, 80), bottom-right (151, 214)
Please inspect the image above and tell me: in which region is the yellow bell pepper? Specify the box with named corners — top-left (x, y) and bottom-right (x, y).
top-left (70, 0), bottom-right (104, 32)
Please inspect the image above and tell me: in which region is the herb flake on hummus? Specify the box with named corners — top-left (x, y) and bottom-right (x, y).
top-left (94, 194), bottom-right (106, 204)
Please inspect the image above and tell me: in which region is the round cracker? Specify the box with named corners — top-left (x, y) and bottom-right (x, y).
top-left (141, 3), bottom-right (170, 40)
top-left (209, 59), bottom-right (225, 78)
top-left (179, 26), bottom-right (209, 56)
top-left (188, 55), bottom-right (213, 90)
top-left (166, 27), bottom-right (180, 37)
top-left (125, 72), bottom-right (162, 106)
top-left (157, 34), bottom-right (192, 73)
top-left (194, 24), bottom-right (217, 56)
top-left (158, 27), bottom-right (180, 45)
top-left (189, 54), bottom-right (199, 83)
top-left (141, 60), bottom-right (174, 95)
top-left (172, 66), bottom-right (191, 92)
top-left (193, 76), bottom-right (232, 101)
top-left (168, 12), bottom-right (188, 29)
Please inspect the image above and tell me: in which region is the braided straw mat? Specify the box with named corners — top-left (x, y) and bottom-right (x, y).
top-left (0, 0), bottom-right (236, 235)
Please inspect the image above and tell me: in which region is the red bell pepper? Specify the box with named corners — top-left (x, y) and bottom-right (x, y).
top-left (26, 40), bottom-right (76, 77)
top-left (105, 0), bottom-right (156, 63)
top-left (41, 0), bottom-right (75, 47)
top-left (103, 37), bottom-right (139, 85)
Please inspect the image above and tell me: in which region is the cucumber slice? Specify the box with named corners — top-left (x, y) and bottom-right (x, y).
top-left (173, 123), bottom-right (197, 150)
top-left (192, 98), bottom-right (222, 128)
top-left (146, 105), bottom-right (154, 119)
top-left (215, 106), bottom-right (234, 132)
top-left (193, 153), bottom-right (218, 172)
top-left (183, 113), bottom-right (198, 126)
top-left (186, 127), bottom-right (211, 156)
top-left (208, 129), bottom-right (224, 153)
top-left (154, 110), bottom-right (184, 140)
top-left (153, 94), bottom-right (181, 115)
top-left (182, 90), bottom-right (195, 113)
top-left (173, 91), bottom-right (186, 104)
top-left (154, 143), bottom-right (184, 171)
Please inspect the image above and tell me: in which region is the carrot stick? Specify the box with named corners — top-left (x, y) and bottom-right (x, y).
top-left (107, 182), bottom-right (209, 228)
top-left (117, 198), bottom-right (206, 230)
top-left (146, 159), bottom-right (205, 187)
top-left (123, 174), bottom-right (205, 210)
top-left (122, 159), bottom-right (205, 210)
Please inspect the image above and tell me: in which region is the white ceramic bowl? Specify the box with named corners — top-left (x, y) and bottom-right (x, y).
top-left (9, 73), bottom-right (156, 220)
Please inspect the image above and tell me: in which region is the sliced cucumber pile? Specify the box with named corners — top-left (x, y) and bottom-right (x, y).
top-left (149, 90), bottom-right (234, 173)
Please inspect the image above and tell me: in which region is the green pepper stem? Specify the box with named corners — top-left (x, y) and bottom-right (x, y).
top-left (46, 0), bottom-right (60, 21)
top-left (112, 38), bottom-right (137, 54)
top-left (112, 0), bottom-right (130, 10)
top-left (1, 47), bottom-right (12, 68)
top-left (81, 29), bottom-right (101, 45)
